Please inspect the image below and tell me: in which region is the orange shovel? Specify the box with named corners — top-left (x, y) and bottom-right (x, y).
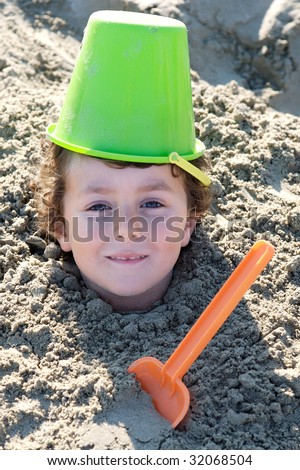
top-left (128, 240), bottom-right (274, 428)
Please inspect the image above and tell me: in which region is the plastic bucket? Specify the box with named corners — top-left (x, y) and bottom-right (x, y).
top-left (47, 10), bottom-right (205, 164)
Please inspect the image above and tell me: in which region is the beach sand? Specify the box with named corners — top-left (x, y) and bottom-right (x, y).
top-left (0, 0), bottom-right (299, 450)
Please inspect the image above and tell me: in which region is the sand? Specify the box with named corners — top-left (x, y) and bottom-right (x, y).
top-left (0, 0), bottom-right (299, 450)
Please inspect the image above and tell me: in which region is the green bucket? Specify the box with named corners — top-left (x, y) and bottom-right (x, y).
top-left (47, 11), bottom-right (210, 185)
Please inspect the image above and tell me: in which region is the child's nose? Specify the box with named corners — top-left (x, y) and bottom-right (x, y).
top-left (114, 206), bottom-right (147, 241)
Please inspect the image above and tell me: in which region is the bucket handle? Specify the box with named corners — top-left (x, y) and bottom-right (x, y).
top-left (169, 152), bottom-right (211, 186)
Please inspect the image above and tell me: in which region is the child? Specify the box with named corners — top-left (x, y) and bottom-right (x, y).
top-left (31, 11), bottom-right (212, 312)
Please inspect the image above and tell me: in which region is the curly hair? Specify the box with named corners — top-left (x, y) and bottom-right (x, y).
top-left (30, 141), bottom-right (212, 239)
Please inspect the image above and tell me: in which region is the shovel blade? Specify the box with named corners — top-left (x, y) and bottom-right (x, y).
top-left (128, 357), bottom-right (190, 428)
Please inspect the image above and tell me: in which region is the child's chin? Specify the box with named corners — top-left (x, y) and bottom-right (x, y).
top-left (111, 288), bottom-right (146, 298)
top-left (83, 276), bottom-right (148, 298)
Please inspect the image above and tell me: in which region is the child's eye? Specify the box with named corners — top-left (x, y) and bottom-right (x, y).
top-left (141, 200), bottom-right (164, 209)
top-left (88, 203), bottom-right (112, 212)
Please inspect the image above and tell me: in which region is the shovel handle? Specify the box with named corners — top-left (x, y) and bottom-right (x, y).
top-left (162, 240), bottom-right (274, 381)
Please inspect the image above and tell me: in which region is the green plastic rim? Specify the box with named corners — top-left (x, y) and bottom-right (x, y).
top-left (47, 123), bottom-right (205, 163)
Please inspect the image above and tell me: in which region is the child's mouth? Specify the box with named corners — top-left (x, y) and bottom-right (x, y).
top-left (107, 255), bottom-right (148, 264)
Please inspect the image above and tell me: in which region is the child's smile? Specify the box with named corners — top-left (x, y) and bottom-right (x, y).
top-left (56, 154), bottom-right (195, 311)
top-left (106, 254), bottom-right (147, 264)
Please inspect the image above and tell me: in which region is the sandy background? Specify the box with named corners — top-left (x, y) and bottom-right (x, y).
top-left (0, 0), bottom-right (300, 450)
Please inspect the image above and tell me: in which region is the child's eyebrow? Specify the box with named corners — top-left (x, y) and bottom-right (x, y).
top-left (137, 182), bottom-right (174, 193)
top-left (79, 181), bottom-right (174, 195)
top-left (79, 184), bottom-right (114, 195)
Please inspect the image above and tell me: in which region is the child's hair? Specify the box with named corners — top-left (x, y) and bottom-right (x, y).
top-left (30, 141), bottom-right (212, 239)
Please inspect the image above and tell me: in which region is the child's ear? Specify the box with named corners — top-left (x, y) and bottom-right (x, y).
top-left (181, 217), bottom-right (196, 247)
top-left (54, 219), bottom-right (72, 252)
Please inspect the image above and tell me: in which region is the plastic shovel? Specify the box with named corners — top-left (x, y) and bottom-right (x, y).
top-left (128, 240), bottom-right (274, 428)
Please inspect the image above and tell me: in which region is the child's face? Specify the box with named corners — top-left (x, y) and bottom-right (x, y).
top-left (57, 155), bottom-right (195, 309)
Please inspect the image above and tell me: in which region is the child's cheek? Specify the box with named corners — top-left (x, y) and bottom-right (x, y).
top-left (150, 216), bottom-right (187, 245)
top-left (68, 215), bottom-right (107, 244)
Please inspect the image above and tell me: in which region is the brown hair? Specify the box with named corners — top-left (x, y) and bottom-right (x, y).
top-left (30, 141), bottom-right (212, 240)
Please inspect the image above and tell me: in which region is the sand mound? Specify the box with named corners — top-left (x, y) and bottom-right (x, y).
top-left (0, 0), bottom-right (299, 450)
